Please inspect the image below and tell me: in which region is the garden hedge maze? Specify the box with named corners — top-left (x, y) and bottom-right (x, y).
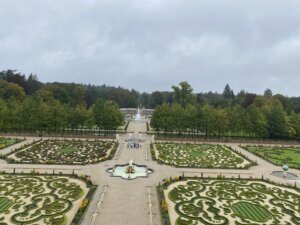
top-left (163, 179), bottom-right (300, 225)
top-left (0, 174), bottom-right (90, 225)
top-left (242, 145), bottom-right (300, 169)
top-left (153, 143), bottom-right (253, 169)
top-left (6, 139), bottom-right (117, 165)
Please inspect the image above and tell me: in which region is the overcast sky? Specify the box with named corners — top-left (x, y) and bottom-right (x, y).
top-left (1, 0), bottom-right (300, 96)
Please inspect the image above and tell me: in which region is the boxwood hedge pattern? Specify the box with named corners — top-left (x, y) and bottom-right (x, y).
top-left (0, 174), bottom-right (89, 225)
top-left (242, 145), bottom-right (300, 169)
top-left (163, 179), bottom-right (300, 225)
top-left (6, 139), bottom-right (117, 165)
top-left (153, 143), bottom-right (253, 169)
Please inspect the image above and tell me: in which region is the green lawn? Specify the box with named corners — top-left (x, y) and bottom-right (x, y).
top-left (0, 138), bottom-right (20, 149)
top-left (0, 197), bottom-right (13, 213)
top-left (232, 202), bottom-right (272, 222)
top-left (243, 145), bottom-right (300, 168)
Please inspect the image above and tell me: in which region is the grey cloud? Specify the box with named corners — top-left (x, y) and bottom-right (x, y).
top-left (0, 0), bottom-right (300, 95)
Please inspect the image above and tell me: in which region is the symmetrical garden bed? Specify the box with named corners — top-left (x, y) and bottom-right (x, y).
top-left (0, 138), bottom-right (22, 150)
top-left (160, 178), bottom-right (300, 225)
top-left (152, 143), bottom-right (254, 169)
top-left (242, 145), bottom-right (300, 169)
top-left (0, 174), bottom-right (94, 225)
top-left (6, 139), bottom-right (118, 165)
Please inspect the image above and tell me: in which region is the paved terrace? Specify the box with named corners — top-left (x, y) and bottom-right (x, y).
top-left (0, 121), bottom-right (299, 225)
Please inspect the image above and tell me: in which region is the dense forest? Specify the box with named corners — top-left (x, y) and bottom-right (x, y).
top-left (150, 82), bottom-right (300, 140)
top-left (0, 70), bottom-right (123, 134)
top-left (1, 69), bottom-right (300, 139)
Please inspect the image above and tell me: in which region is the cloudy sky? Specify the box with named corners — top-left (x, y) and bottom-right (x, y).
top-left (1, 0), bottom-right (300, 96)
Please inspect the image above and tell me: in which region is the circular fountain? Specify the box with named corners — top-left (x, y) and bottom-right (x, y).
top-left (271, 164), bottom-right (298, 180)
top-left (107, 159), bottom-right (153, 180)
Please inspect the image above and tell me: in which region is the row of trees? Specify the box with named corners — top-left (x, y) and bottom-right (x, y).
top-left (151, 102), bottom-right (300, 139)
top-left (0, 91), bottom-right (123, 134)
top-left (151, 82), bottom-right (300, 139)
top-left (4, 70), bottom-right (300, 113)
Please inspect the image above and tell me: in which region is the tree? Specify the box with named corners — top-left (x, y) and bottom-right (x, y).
top-left (265, 101), bottom-right (287, 138)
top-left (92, 100), bottom-right (123, 133)
top-left (150, 104), bottom-right (173, 133)
top-left (0, 80), bottom-right (25, 100)
top-left (150, 91), bottom-right (165, 108)
top-left (0, 99), bottom-right (9, 131)
top-left (222, 84), bottom-right (234, 99)
top-left (227, 105), bottom-right (245, 136)
top-left (170, 103), bottom-right (186, 135)
top-left (201, 105), bottom-right (217, 136)
top-left (247, 105), bottom-right (268, 137)
top-left (290, 113), bottom-right (300, 138)
top-left (215, 109), bottom-right (229, 137)
top-left (172, 81), bottom-right (195, 108)
top-left (264, 89), bottom-right (273, 97)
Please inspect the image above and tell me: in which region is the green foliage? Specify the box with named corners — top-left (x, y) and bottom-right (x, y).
top-left (243, 145), bottom-right (300, 169)
top-left (0, 138), bottom-right (21, 149)
top-left (172, 81), bottom-right (195, 108)
top-left (0, 174), bottom-right (89, 225)
top-left (0, 80), bottom-right (25, 100)
top-left (163, 179), bottom-right (300, 225)
top-left (232, 202), bottom-right (272, 222)
top-left (7, 139), bottom-right (116, 165)
top-left (153, 143), bottom-right (253, 168)
top-left (0, 197), bottom-right (13, 213)
top-left (151, 99), bottom-right (300, 139)
top-left (0, 95), bottom-right (124, 134)
top-left (223, 84), bottom-right (235, 99)
top-left (92, 100), bottom-right (123, 131)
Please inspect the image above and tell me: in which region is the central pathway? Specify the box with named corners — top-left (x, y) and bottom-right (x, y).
top-left (94, 122), bottom-right (154, 225)
top-left (1, 120), bottom-right (300, 225)
top-left (82, 121), bottom-right (163, 225)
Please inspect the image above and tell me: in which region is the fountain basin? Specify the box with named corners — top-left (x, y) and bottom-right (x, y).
top-left (107, 163), bottom-right (153, 180)
top-left (271, 171), bottom-right (298, 180)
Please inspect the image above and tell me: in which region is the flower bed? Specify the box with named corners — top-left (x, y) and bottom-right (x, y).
top-left (159, 177), bottom-right (300, 225)
top-left (0, 173), bottom-right (95, 225)
top-left (6, 139), bottom-right (118, 165)
top-left (152, 143), bottom-right (254, 169)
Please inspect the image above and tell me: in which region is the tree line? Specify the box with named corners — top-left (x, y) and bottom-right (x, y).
top-left (0, 90), bottom-right (123, 134)
top-left (150, 82), bottom-right (300, 139)
top-left (0, 70), bottom-right (138, 108)
top-left (2, 70), bottom-right (300, 114)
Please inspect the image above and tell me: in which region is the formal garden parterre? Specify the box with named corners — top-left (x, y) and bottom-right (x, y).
top-left (159, 178), bottom-right (300, 225)
top-left (0, 174), bottom-right (94, 225)
top-left (152, 143), bottom-right (254, 169)
top-left (5, 139), bottom-right (118, 165)
top-left (241, 145), bottom-right (300, 169)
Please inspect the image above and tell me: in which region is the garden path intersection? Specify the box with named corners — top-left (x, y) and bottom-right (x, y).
top-left (0, 121), bottom-right (300, 225)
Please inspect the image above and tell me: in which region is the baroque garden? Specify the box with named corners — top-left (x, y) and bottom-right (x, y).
top-left (0, 109), bottom-right (299, 225)
top-left (0, 80), bottom-right (300, 225)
